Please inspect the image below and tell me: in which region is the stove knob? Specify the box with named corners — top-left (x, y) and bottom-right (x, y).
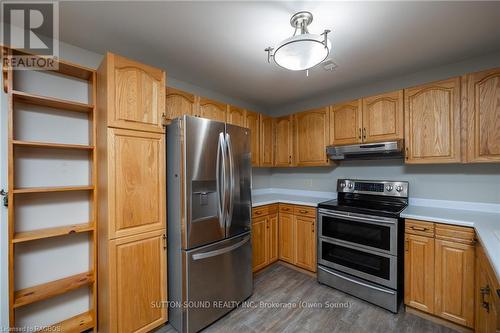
top-left (386, 185), bottom-right (393, 192)
top-left (340, 182), bottom-right (346, 188)
top-left (348, 183), bottom-right (354, 189)
top-left (395, 185), bottom-right (403, 192)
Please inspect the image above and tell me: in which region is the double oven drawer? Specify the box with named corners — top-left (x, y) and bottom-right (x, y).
top-left (317, 209), bottom-right (399, 289)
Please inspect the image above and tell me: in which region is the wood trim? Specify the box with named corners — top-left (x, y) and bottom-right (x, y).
top-left (12, 185), bottom-right (94, 194)
top-left (35, 311), bottom-right (94, 332)
top-left (12, 140), bottom-right (94, 150)
top-left (405, 306), bottom-right (473, 333)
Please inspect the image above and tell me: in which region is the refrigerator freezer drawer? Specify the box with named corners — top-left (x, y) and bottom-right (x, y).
top-left (184, 233), bottom-right (253, 333)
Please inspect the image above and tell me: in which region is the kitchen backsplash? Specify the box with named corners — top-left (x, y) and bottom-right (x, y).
top-left (252, 160), bottom-right (500, 204)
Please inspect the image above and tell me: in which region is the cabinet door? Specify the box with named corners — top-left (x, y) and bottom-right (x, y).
top-left (108, 53), bottom-right (165, 133)
top-left (274, 115), bottom-right (294, 167)
top-left (227, 105), bottom-right (246, 127)
top-left (252, 216), bottom-right (268, 272)
top-left (464, 68), bottom-right (500, 162)
top-left (435, 239), bottom-right (475, 327)
top-left (268, 213), bottom-right (279, 264)
top-left (362, 90), bottom-right (404, 143)
top-left (329, 100), bottom-right (362, 145)
top-left (108, 128), bottom-right (166, 239)
top-left (294, 216), bottom-right (316, 272)
top-left (260, 115), bottom-right (274, 167)
top-left (476, 244), bottom-right (499, 333)
top-left (165, 87), bottom-right (196, 123)
top-left (245, 111), bottom-right (260, 166)
top-left (278, 212), bottom-right (295, 264)
top-left (404, 78), bottom-right (461, 163)
top-left (198, 97), bottom-right (227, 122)
top-left (295, 108), bottom-right (330, 166)
top-left (404, 233), bottom-right (435, 314)
top-left (109, 230), bottom-right (167, 333)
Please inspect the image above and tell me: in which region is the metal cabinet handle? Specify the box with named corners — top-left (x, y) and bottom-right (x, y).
top-left (162, 234), bottom-right (167, 250)
top-left (410, 226), bottom-right (428, 231)
top-left (358, 128), bottom-right (362, 139)
top-left (299, 210), bottom-right (308, 214)
top-left (480, 285), bottom-right (491, 313)
top-left (255, 211), bottom-right (262, 215)
top-left (363, 128), bottom-right (366, 140)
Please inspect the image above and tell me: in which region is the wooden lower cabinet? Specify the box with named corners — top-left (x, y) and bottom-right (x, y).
top-left (278, 212), bottom-right (295, 264)
top-left (251, 205), bottom-right (278, 272)
top-left (434, 239), bottom-right (475, 327)
top-left (294, 216), bottom-right (316, 272)
top-left (475, 243), bottom-right (500, 333)
top-left (106, 230), bottom-right (167, 333)
top-left (404, 220), bottom-right (476, 329)
top-left (252, 204), bottom-right (317, 273)
top-left (404, 233), bottom-right (435, 314)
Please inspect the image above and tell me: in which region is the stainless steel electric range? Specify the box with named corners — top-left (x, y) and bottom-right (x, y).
top-left (317, 179), bottom-right (409, 313)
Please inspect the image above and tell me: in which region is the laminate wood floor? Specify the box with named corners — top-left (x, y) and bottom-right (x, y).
top-left (155, 263), bottom-right (457, 333)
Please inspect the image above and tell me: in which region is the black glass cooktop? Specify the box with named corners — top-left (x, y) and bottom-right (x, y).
top-left (318, 194), bottom-right (408, 218)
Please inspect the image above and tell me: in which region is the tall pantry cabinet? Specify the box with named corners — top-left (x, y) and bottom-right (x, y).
top-left (97, 52), bottom-right (167, 333)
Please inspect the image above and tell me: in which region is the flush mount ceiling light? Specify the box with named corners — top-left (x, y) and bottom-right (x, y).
top-left (265, 11), bottom-right (331, 73)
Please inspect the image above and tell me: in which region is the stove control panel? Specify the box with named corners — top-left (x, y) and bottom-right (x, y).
top-left (337, 179), bottom-right (408, 198)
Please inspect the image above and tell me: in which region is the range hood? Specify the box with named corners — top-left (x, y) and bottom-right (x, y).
top-left (326, 140), bottom-right (404, 160)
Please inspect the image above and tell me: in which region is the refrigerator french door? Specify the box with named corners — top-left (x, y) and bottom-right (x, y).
top-left (167, 115), bottom-right (252, 333)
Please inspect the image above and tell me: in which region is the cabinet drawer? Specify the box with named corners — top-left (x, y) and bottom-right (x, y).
top-left (279, 204), bottom-right (294, 214)
top-left (293, 205), bottom-right (316, 218)
top-left (405, 219), bottom-right (435, 237)
top-left (435, 224), bottom-right (475, 244)
top-left (252, 204), bottom-right (278, 219)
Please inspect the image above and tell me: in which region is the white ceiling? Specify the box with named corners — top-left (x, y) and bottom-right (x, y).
top-left (59, 1), bottom-right (500, 110)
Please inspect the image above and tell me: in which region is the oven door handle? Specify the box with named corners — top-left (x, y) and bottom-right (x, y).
top-left (318, 266), bottom-right (396, 295)
top-left (318, 209), bottom-right (397, 225)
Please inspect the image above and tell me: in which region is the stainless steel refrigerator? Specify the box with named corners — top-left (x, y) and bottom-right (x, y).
top-left (167, 115), bottom-right (253, 333)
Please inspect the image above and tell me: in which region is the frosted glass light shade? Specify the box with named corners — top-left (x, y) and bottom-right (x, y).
top-left (273, 34), bottom-right (331, 71)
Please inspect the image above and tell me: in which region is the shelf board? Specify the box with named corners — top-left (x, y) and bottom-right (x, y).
top-left (10, 48), bottom-right (95, 81)
top-left (13, 140), bottom-right (94, 151)
top-left (13, 271), bottom-right (94, 308)
top-left (35, 311), bottom-right (94, 333)
top-left (12, 90), bottom-right (94, 113)
top-left (13, 223), bottom-right (94, 243)
top-left (13, 185), bottom-right (94, 194)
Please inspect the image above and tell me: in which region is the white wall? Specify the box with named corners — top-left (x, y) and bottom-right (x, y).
top-left (253, 161), bottom-right (500, 204)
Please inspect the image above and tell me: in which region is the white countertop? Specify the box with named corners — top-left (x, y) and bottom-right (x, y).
top-left (252, 188), bottom-right (335, 207)
top-left (401, 204), bottom-right (500, 282)
top-left (251, 189), bottom-right (500, 281)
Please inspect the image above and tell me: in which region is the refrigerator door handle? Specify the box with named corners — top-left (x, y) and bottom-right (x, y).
top-left (216, 132), bottom-right (226, 230)
top-left (225, 133), bottom-right (235, 230)
top-left (191, 236), bottom-right (250, 260)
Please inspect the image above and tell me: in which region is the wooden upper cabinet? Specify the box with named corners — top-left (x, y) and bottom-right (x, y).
top-left (404, 233), bottom-right (435, 314)
top-left (245, 111), bottom-right (260, 166)
top-left (435, 239), bottom-right (475, 328)
top-left (165, 87), bottom-right (195, 123)
top-left (260, 114), bottom-right (274, 167)
top-left (198, 97), bottom-right (227, 122)
top-left (274, 115), bottom-right (294, 167)
top-left (227, 105), bottom-right (246, 127)
top-left (362, 90), bottom-right (404, 143)
top-left (105, 52), bottom-right (165, 133)
top-left (329, 99), bottom-right (362, 145)
top-left (108, 128), bottom-right (166, 239)
top-left (404, 77), bottom-right (461, 164)
top-left (463, 68), bottom-right (500, 163)
top-left (294, 107), bottom-right (330, 166)
top-left (109, 230), bottom-right (167, 333)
